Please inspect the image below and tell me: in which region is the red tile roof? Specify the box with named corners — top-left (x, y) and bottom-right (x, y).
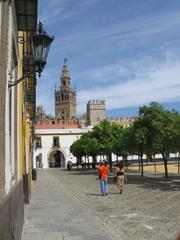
top-left (35, 123), bottom-right (81, 129)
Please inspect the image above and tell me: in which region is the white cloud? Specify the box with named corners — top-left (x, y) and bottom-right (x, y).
top-left (39, 0), bottom-right (99, 26)
top-left (75, 62), bottom-right (129, 81)
top-left (77, 57), bottom-right (180, 113)
top-left (54, 7), bottom-right (180, 49)
top-left (98, 11), bottom-right (180, 41)
top-left (37, 1), bottom-right (180, 116)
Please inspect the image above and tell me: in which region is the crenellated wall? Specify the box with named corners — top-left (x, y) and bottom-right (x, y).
top-left (87, 99), bottom-right (106, 126)
top-left (106, 117), bottom-right (135, 127)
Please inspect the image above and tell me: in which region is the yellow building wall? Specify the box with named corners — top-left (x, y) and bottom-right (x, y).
top-left (17, 31), bottom-right (24, 180)
top-left (17, 32), bottom-right (32, 200)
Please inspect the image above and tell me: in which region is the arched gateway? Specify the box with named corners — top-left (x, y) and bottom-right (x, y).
top-left (48, 150), bottom-right (66, 168)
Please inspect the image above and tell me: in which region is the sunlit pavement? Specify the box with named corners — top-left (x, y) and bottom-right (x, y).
top-left (22, 168), bottom-right (180, 240)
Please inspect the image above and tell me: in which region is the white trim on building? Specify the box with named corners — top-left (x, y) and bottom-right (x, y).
top-left (5, 3), bottom-right (18, 194)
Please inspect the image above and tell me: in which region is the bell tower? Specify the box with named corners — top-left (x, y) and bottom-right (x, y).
top-left (55, 59), bottom-right (76, 119)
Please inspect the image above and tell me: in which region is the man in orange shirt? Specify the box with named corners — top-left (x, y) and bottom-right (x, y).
top-left (98, 160), bottom-right (109, 196)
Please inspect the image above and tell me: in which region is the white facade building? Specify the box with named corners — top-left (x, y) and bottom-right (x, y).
top-left (34, 123), bottom-right (178, 169)
top-left (34, 125), bottom-right (93, 169)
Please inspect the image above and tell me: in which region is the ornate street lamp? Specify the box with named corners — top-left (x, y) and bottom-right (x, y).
top-left (31, 22), bottom-right (54, 77)
top-left (8, 22), bottom-right (54, 88)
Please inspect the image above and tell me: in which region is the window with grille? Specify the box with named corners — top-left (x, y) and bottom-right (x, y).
top-left (53, 137), bottom-right (59, 147)
top-left (35, 137), bottom-right (41, 148)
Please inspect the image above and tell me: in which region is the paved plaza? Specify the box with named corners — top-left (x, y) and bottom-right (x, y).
top-left (22, 168), bottom-right (180, 240)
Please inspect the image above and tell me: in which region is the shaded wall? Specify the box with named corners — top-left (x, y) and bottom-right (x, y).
top-left (0, 181), bottom-right (24, 240)
top-left (0, 0), bottom-right (8, 197)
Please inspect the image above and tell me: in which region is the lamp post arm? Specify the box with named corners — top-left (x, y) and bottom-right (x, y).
top-left (8, 71), bottom-right (35, 88)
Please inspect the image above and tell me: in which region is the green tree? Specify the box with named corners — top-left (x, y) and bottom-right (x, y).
top-left (169, 111), bottom-right (180, 174)
top-left (139, 102), bottom-right (178, 179)
top-left (70, 138), bottom-right (85, 164)
top-left (92, 120), bottom-right (118, 171)
top-left (80, 132), bottom-right (100, 168)
top-left (131, 116), bottom-right (148, 178)
top-left (112, 126), bottom-right (130, 166)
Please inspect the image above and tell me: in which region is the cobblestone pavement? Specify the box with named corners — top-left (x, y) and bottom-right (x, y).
top-left (22, 168), bottom-right (180, 240)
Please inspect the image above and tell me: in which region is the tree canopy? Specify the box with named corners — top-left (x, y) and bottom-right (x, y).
top-left (70, 102), bottom-right (180, 178)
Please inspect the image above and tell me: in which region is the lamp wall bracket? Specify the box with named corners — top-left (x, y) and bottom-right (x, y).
top-left (8, 71), bottom-right (35, 88)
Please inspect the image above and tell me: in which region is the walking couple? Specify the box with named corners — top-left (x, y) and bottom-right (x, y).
top-left (98, 161), bottom-right (127, 196)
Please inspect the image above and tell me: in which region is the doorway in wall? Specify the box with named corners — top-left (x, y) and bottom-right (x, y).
top-left (48, 150), bottom-right (65, 168)
top-left (36, 153), bottom-right (42, 168)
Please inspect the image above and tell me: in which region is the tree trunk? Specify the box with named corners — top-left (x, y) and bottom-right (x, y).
top-left (162, 153), bottom-right (168, 180)
top-left (153, 156), bottom-right (157, 173)
top-left (123, 155), bottom-right (128, 170)
top-left (92, 156), bottom-right (96, 169)
top-left (108, 154), bottom-right (113, 172)
top-left (87, 155), bottom-right (90, 169)
top-left (85, 156), bottom-right (87, 168)
top-left (146, 154), bottom-right (149, 166)
top-left (138, 156), bottom-right (141, 171)
top-left (140, 155), bottom-right (144, 179)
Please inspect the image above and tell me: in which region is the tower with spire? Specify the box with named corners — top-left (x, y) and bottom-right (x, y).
top-left (55, 59), bottom-right (76, 120)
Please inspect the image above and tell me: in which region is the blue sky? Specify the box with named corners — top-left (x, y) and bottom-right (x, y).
top-left (37, 0), bottom-right (180, 117)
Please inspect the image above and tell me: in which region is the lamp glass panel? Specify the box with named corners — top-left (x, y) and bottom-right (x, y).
top-left (42, 36), bottom-right (53, 60)
top-left (32, 35), bottom-right (53, 63)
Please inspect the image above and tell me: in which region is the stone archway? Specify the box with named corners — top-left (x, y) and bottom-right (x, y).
top-left (48, 150), bottom-right (65, 168)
